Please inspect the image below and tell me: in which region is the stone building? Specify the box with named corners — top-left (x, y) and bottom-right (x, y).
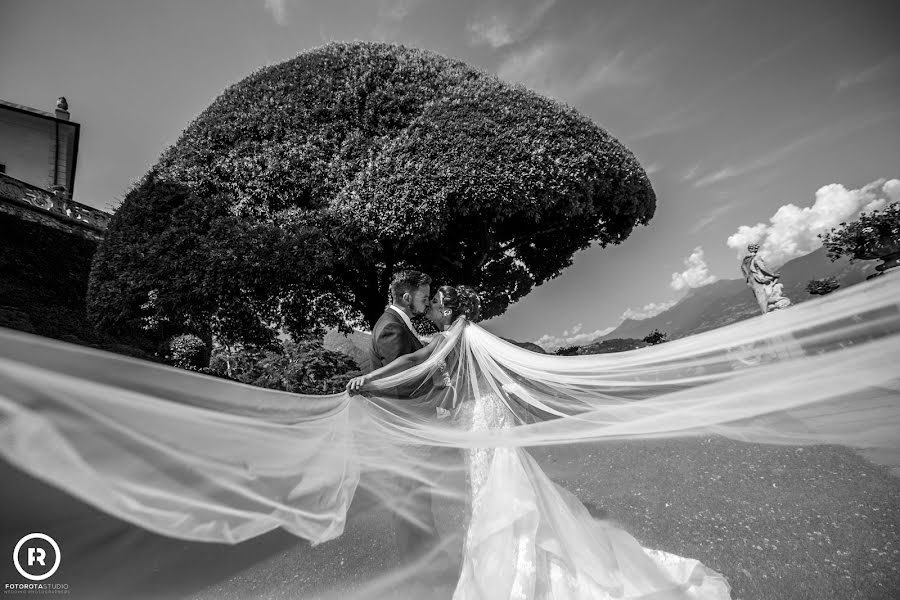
top-left (0, 97), bottom-right (109, 240)
top-left (0, 97), bottom-right (79, 194)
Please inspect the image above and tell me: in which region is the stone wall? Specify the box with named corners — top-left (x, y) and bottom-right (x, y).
top-left (0, 173), bottom-right (156, 357)
top-left (0, 172), bottom-right (109, 241)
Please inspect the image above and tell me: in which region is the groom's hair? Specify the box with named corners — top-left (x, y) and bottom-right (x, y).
top-left (390, 270), bottom-right (432, 304)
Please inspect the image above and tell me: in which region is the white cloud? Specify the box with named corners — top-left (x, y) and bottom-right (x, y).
top-left (726, 178), bottom-right (900, 266)
top-left (631, 112), bottom-right (711, 142)
top-left (671, 246), bottom-right (717, 291)
top-left (690, 203), bottom-right (735, 234)
top-left (535, 323), bottom-right (616, 350)
top-left (837, 54), bottom-right (900, 91)
top-left (468, 15), bottom-right (515, 48)
top-left (690, 132), bottom-right (823, 188)
top-left (682, 164), bottom-right (701, 182)
top-left (496, 41), bottom-right (646, 101)
top-left (643, 162), bottom-right (662, 175)
top-left (370, 0), bottom-right (425, 40)
top-left (536, 298), bottom-right (681, 350)
top-left (621, 300), bottom-right (678, 321)
top-left (467, 0), bottom-right (556, 48)
top-left (694, 167), bottom-right (740, 187)
top-left (691, 112), bottom-right (900, 189)
top-left (377, 0), bottom-right (422, 22)
top-left (577, 51), bottom-right (644, 92)
top-left (263, 0), bottom-right (288, 26)
top-left (632, 27), bottom-right (830, 142)
top-left (884, 179), bottom-right (900, 202)
top-left (496, 40), bottom-right (556, 85)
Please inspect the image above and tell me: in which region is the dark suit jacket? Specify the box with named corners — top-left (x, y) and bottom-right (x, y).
top-left (370, 308), bottom-right (429, 399)
top-left (370, 309), bottom-right (423, 368)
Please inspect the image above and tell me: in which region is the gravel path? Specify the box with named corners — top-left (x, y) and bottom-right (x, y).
top-left (2, 438), bottom-right (897, 599)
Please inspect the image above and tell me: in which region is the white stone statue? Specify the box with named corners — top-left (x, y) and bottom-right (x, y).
top-left (741, 244), bottom-right (791, 314)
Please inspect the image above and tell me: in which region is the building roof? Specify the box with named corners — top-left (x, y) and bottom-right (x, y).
top-left (0, 98), bottom-right (78, 124)
top-left (1, 98), bottom-right (82, 197)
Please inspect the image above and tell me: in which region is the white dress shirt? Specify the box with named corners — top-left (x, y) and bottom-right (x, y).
top-left (388, 305), bottom-right (417, 336)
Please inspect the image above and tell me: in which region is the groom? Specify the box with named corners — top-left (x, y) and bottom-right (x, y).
top-left (369, 269), bottom-right (440, 562)
top-left (369, 269), bottom-right (432, 397)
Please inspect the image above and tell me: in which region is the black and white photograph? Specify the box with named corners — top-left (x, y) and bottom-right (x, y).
top-left (1, 1), bottom-right (899, 598)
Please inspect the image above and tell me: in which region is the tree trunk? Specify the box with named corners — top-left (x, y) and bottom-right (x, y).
top-left (359, 257), bottom-right (393, 329)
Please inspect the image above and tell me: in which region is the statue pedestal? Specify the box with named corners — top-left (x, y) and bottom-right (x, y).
top-left (864, 245), bottom-right (900, 280)
top-left (875, 250), bottom-right (900, 273)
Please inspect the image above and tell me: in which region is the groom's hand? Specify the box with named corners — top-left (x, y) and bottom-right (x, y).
top-left (346, 375), bottom-right (369, 393)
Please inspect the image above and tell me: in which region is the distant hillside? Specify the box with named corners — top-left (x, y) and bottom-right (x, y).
top-left (576, 338), bottom-right (649, 354)
top-left (596, 247), bottom-right (879, 342)
top-left (501, 337), bottom-right (547, 354)
top-left (323, 328), bottom-right (373, 372)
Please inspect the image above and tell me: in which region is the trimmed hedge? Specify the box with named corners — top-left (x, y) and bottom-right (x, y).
top-left (89, 41), bottom-right (656, 347)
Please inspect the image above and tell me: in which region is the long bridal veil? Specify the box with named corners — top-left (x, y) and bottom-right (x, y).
top-left (1, 271), bottom-right (899, 596)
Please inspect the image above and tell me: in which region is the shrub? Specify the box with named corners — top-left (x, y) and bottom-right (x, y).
top-left (819, 202), bottom-right (900, 262)
top-left (207, 338), bottom-right (360, 395)
top-left (806, 276), bottom-right (840, 296)
top-left (642, 329), bottom-right (668, 345)
top-left (555, 345), bottom-right (580, 356)
top-left (167, 333), bottom-right (209, 369)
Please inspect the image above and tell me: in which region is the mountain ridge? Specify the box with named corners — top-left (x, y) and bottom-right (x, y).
top-left (591, 247), bottom-right (879, 344)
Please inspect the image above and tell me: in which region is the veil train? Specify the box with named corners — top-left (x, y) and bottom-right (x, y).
top-left (1, 271), bottom-right (898, 597)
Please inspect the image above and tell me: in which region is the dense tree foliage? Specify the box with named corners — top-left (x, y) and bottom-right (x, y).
top-left (642, 329), bottom-right (668, 345)
top-left (806, 276), bottom-right (840, 296)
top-left (820, 202), bottom-right (900, 263)
top-left (89, 42), bottom-right (655, 346)
top-left (578, 338), bottom-right (649, 354)
top-left (166, 333), bottom-right (209, 369)
top-left (88, 179), bottom-right (333, 347)
top-left (553, 337), bottom-right (649, 355)
top-left (554, 345), bottom-right (580, 356)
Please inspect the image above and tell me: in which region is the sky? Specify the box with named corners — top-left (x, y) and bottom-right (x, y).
top-left (2, 0), bottom-right (898, 348)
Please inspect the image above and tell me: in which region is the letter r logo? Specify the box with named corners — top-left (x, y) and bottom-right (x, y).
top-left (13, 533), bottom-right (61, 581)
top-left (28, 547), bottom-right (47, 566)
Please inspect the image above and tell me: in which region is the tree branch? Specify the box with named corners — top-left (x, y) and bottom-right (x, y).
top-left (497, 224), bottom-right (570, 253)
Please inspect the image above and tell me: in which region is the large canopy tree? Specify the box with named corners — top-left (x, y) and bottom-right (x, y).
top-left (89, 42), bottom-right (656, 347)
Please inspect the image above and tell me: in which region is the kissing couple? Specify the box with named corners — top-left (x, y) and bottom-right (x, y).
top-left (346, 269), bottom-right (731, 599)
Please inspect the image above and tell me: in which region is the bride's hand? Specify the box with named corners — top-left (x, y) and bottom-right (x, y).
top-left (346, 375), bottom-right (370, 393)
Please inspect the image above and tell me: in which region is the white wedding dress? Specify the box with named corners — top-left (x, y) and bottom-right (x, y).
top-left (452, 390), bottom-right (731, 600)
top-left (1, 273), bottom-right (898, 599)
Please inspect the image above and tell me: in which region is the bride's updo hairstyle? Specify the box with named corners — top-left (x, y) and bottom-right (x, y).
top-left (439, 285), bottom-right (482, 322)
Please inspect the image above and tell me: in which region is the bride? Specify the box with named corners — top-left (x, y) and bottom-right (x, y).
top-left (1, 271), bottom-right (897, 598)
top-left (347, 285), bottom-right (732, 599)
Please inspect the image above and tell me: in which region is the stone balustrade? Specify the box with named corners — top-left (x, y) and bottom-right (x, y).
top-left (0, 172), bottom-right (110, 240)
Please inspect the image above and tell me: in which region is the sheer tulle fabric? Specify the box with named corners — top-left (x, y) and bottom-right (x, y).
top-left (450, 392), bottom-right (731, 599)
top-left (1, 271), bottom-right (898, 597)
